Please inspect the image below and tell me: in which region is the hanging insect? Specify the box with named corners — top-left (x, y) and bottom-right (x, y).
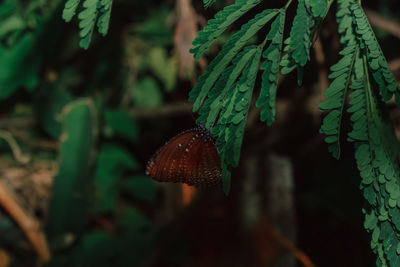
top-left (146, 125), bottom-right (221, 187)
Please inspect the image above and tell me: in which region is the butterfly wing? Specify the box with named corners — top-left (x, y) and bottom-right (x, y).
top-left (146, 130), bottom-right (196, 183)
top-left (181, 135), bottom-right (221, 186)
top-left (146, 126), bottom-right (221, 187)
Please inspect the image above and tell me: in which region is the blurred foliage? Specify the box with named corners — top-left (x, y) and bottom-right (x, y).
top-left (0, 0), bottom-right (181, 265)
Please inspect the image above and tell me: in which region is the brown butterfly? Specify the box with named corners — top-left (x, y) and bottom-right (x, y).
top-left (146, 125), bottom-right (221, 187)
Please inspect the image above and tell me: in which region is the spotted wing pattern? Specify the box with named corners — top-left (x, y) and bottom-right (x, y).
top-left (146, 126), bottom-right (221, 186)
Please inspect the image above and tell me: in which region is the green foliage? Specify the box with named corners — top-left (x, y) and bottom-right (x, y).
top-left (190, 4), bottom-right (281, 192)
top-left (203, 0), bottom-right (217, 9)
top-left (310, 0), bottom-right (329, 18)
top-left (189, 8), bottom-right (279, 112)
top-left (197, 46), bottom-right (257, 129)
top-left (121, 174), bottom-right (157, 203)
top-left (104, 109), bottom-right (139, 141)
top-left (192, 0), bottom-right (400, 262)
top-left (350, 2), bottom-right (400, 101)
top-left (145, 47), bottom-right (177, 91)
top-left (36, 87), bottom-right (74, 139)
top-left (256, 10), bottom-right (285, 125)
top-left (47, 99), bottom-right (97, 240)
top-left (63, 0), bottom-right (113, 49)
top-left (94, 144), bottom-right (139, 213)
top-left (190, 0), bottom-right (263, 61)
top-left (319, 0), bottom-right (358, 159)
top-left (317, 0), bottom-right (400, 265)
top-left (280, 0), bottom-right (313, 84)
top-left (212, 45), bottom-right (262, 193)
top-left (0, 33), bottom-right (40, 99)
top-left (132, 77), bottom-right (163, 108)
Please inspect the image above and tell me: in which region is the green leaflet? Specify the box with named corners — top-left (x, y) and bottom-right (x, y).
top-left (310, 0), bottom-right (328, 18)
top-left (319, 0), bottom-right (357, 159)
top-left (97, 0), bottom-right (113, 36)
top-left (279, 0), bottom-right (313, 85)
top-left (197, 45), bottom-right (258, 128)
top-left (350, 2), bottom-right (399, 101)
top-left (191, 0), bottom-right (263, 61)
top-left (203, 0), bottom-right (216, 9)
top-left (62, 0), bottom-right (113, 49)
top-left (211, 46), bottom-right (262, 194)
top-left (78, 0), bottom-right (99, 49)
top-left (287, 0), bottom-right (312, 66)
top-left (189, 8), bottom-right (279, 111)
top-left (256, 10), bottom-right (285, 126)
top-left (62, 0), bottom-right (81, 22)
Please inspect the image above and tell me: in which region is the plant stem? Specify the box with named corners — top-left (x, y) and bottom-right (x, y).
top-left (284, 0), bottom-right (294, 10)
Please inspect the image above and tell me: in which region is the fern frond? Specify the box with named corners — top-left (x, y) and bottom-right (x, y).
top-left (347, 29), bottom-right (400, 266)
top-left (78, 0), bottom-right (99, 49)
top-left (191, 0), bottom-right (263, 61)
top-left (197, 45), bottom-right (258, 128)
top-left (63, 0), bottom-right (81, 22)
top-left (318, 0), bottom-right (358, 159)
top-left (211, 46), bottom-right (262, 194)
top-left (319, 47), bottom-right (357, 158)
top-left (62, 0), bottom-right (113, 49)
top-left (280, 0), bottom-right (313, 84)
top-left (97, 0), bottom-right (113, 36)
top-left (350, 2), bottom-right (399, 101)
top-left (189, 9), bottom-right (279, 112)
top-left (256, 10), bottom-right (285, 125)
top-left (288, 0), bottom-right (313, 67)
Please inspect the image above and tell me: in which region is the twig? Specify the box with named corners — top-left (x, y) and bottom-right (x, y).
top-left (0, 180), bottom-right (51, 262)
top-left (0, 117), bottom-right (36, 128)
top-left (0, 130), bottom-right (30, 164)
top-left (271, 228), bottom-right (315, 267)
top-left (365, 9), bottom-right (400, 39)
top-left (130, 102), bottom-right (192, 118)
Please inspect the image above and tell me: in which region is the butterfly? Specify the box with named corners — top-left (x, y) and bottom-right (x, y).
top-left (146, 125), bottom-right (221, 187)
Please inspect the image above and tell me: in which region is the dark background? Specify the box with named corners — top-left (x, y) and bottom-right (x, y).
top-left (0, 0), bottom-right (399, 266)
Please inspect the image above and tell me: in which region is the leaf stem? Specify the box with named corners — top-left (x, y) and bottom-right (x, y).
top-left (362, 54), bottom-right (376, 117)
top-left (284, 0), bottom-right (294, 10)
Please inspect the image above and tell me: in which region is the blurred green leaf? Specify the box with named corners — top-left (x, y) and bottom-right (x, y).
top-left (105, 109), bottom-right (139, 141)
top-left (36, 86), bottom-right (74, 139)
top-left (121, 174), bottom-right (157, 203)
top-left (0, 15), bottom-right (24, 38)
top-left (146, 47), bottom-right (177, 91)
top-left (96, 144), bottom-right (139, 173)
top-left (134, 9), bottom-right (173, 45)
top-left (47, 99), bottom-right (97, 240)
top-left (0, 33), bottom-right (40, 99)
top-left (132, 77), bottom-right (163, 108)
top-left (119, 207), bottom-right (149, 231)
top-left (94, 144), bottom-right (139, 213)
top-left (74, 231), bottom-right (120, 267)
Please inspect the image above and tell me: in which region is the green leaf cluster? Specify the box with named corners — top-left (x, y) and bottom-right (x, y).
top-left (190, 0), bottom-right (263, 61)
top-left (350, 2), bottom-right (400, 101)
top-left (280, 0), bottom-right (313, 82)
top-left (256, 11), bottom-right (285, 125)
top-left (189, 5), bottom-right (281, 193)
top-left (62, 0), bottom-right (113, 49)
top-left (319, 1), bottom-right (400, 265)
top-left (318, 0), bottom-right (358, 159)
